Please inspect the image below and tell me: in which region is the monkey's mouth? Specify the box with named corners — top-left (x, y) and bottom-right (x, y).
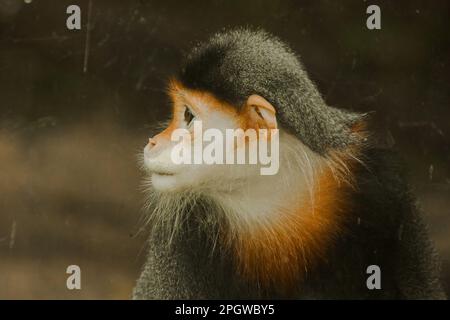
top-left (153, 171), bottom-right (175, 176)
top-left (143, 156), bottom-right (180, 178)
top-left (144, 160), bottom-right (178, 176)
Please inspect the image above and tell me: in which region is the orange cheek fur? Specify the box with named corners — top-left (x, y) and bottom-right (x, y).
top-left (231, 165), bottom-right (351, 292)
top-left (168, 78), bottom-right (238, 119)
top-left (159, 122), bottom-right (176, 140)
top-left (149, 121), bottom-right (178, 149)
top-left (167, 79), bottom-right (241, 141)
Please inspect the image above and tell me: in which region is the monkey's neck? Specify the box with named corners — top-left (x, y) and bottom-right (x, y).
top-left (213, 146), bottom-right (354, 291)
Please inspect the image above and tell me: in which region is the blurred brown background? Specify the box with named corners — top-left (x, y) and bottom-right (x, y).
top-left (0, 0), bottom-right (449, 299)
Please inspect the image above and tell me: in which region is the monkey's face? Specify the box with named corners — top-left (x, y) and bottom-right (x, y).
top-left (143, 80), bottom-right (278, 193)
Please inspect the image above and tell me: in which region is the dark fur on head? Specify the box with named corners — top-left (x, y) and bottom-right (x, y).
top-left (178, 28), bottom-right (364, 154)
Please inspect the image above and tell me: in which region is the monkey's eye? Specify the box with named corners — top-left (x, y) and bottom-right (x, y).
top-left (184, 106), bottom-right (195, 126)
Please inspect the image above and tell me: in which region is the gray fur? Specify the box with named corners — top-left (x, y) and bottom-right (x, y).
top-left (178, 28), bottom-right (364, 155)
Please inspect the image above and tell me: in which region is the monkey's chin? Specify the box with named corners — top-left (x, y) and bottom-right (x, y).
top-left (150, 172), bottom-right (181, 192)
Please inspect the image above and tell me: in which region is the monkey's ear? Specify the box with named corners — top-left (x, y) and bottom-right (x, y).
top-left (245, 95), bottom-right (277, 130)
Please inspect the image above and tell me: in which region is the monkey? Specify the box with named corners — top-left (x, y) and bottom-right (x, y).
top-left (133, 28), bottom-right (446, 299)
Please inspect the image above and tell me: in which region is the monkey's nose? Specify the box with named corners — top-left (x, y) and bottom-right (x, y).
top-left (148, 138), bottom-right (157, 147)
